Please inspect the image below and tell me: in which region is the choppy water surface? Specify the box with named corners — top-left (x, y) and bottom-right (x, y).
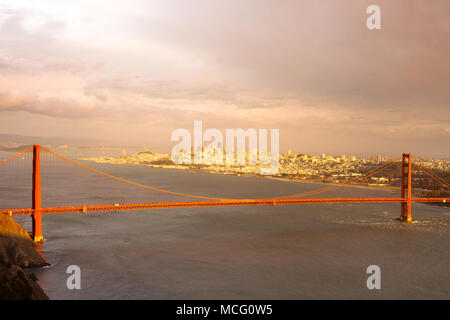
top-left (6, 151), bottom-right (449, 299)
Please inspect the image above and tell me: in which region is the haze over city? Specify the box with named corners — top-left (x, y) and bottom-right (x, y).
top-left (0, 0), bottom-right (449, 157)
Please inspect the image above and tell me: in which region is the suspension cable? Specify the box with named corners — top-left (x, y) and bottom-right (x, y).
top-left (40, 146), bottom-right (230, 201)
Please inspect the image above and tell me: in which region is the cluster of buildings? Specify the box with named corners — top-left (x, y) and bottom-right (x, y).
top-left (277, 152), bottom-right (387, 183)
top-left (419, 158), bottom-right (450, 173)
top-left (82, 150), bottom-right (400, 185)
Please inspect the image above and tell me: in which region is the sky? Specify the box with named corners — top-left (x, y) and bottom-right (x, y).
top-left (0, 0), bottom-right (449, 157)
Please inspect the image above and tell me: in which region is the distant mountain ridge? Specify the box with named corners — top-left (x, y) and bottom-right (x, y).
top-left (0, 133), bottom-right (127, 148)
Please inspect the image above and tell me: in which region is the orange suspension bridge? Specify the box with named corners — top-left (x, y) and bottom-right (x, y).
top-left (0, 145), bottom-right (449, 242)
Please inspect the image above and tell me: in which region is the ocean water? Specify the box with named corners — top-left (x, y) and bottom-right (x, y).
top-left (4, 151), bottom-right (450, 299)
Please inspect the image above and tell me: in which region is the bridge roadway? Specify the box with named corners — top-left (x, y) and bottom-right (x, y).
top-left (2, 197), bottom-right (448, 216)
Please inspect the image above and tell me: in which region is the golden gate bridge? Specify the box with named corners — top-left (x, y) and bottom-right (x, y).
top-left (0, 145), bottom-right (449, 242)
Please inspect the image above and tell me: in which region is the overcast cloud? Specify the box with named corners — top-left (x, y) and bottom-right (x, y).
top-left (0, 0), bottom-right (448, 156)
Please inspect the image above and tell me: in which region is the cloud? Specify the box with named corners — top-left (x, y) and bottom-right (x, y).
top-left (0, 89), bottom-right (101, 118)
top-left (0, 1), bottom-right (448, 156)
top-left (127, 0), bottom-right (450, 110)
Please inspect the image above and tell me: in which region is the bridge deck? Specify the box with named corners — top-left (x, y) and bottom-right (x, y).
top-left (2, 197), bottom-right (448, 216)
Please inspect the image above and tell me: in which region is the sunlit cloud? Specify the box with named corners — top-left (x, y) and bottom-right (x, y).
top-left (0, 1), bottom-right (448, 156)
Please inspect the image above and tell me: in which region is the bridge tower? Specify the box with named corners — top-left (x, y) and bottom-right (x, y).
top-left (32, 145), bottom-right (43, 242)
top-left (400, 153), bottom-right (412, 222)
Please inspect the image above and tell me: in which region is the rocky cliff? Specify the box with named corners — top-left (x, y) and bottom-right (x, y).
top-left (0, 214), bottom-right (49, 300)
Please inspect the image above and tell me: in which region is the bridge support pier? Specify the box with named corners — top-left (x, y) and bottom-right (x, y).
top-left (32, 145), bottom-right (43, 242)
top-left (32, 211), bottom-right (43, 242)
top-left (400, 153), bottom-right (412, 222)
